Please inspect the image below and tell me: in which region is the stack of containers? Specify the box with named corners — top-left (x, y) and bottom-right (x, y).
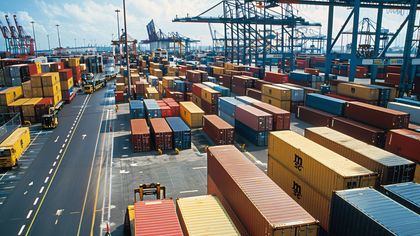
top-left (202, 81), bottom-right (230, 96)
top-left (8, 98), bottom-right (30, 118)
top-left (129, 100), bottom-right (145, 119)
top-left (217, 74), bottom-right (232, 89)
top-left (186, 70), bottom-right (202, 83)
top-left (165, 117), bottom-right (191, 150)
top-left (162, 98), bottom-right (180, 116)
top-left (217, 97), bottom-right (244, 126)
top-left (368, 84), bottom-right (392, 107)
top-left (146, 87), bottom-right (159, 100)
top-left (203, 115), bottom-right (234, 145)
top-left (31, 73), bottom-right (62, 106)
top-left (130, 119), bottom-right (150, 152)
top-left (330, 188), bottom-right (420, 236)
top-left (191, 83), bottom-right (207, 109)
top-left (134, 80), bottom-right (149, 99)
top-left (180, 102), bottom-right (204, 128)
top-left (297, 93), bottom-right (345, 126)
top-left (273, 84), bottom-right (304, 112)
top-left (246, 88), bottom-right (261, 100)
top-left (268, 131), bottom-right (377, 232)
top-left (21, 97), bottom-right (43, 123)
top-left (385, 129), bottom-right (420, 175)
top-left (58, 69), bottom-right (75, 103)
top-left (0, 86), bottom-right (23, 113)
top-left (143, 99), bottom-right (161, 120)
top-left (147, 75), bottom-right (159, 86)
top-left (337, 83), bottom-right (379, 105)
top-left (261, 84), bottom-right (291, 111)
top-left (305, 127), bottom-right (415, 185)
top-left (22, 81), bottom-right (32, 98)
top-left (157, 100), bottom-right (172, 117)
top-left (149, 118), bottom-right (173, 151)
top-left (200, 86), bottom-right (221, 114)
top-left (176, 195), bottom-right (240, 235)
top-left (68, 58), bottom-right (81, 85)
top-left (234, 104), bottom-right (272, 146)
top-left (264, 71), bottom-right (288, 83)
top-left (207, 145), bottom-right (319, 236)
top-left (34, 98), bottom-right (53, 122)
top-left (231, 75), bottom-right (256, 96)
top-left (289, 71), bottom-right (323, 88)
top-left (251, 102), bottom-right (290, 130)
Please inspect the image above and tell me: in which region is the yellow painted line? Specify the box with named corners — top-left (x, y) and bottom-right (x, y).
top-left (25, 95), bottom-right (91, 236)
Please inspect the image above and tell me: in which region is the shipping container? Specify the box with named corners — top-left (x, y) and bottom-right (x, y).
top-left (394, 97), bottom-right (420, 107)
top-left (385, 129), bottom-right (420, 163)
top-left (0, 127), bottom-right (31, 168)
top-left (218, 110), bottom-right (235, 127)
top-left (129, 100), bottom-right (144, 119)
top-left (337, 83), bottom-right (380, 101)
top-left (235, 104), bottom-right (272, 131)
top-left (331, 117), bottom-right (385, 147)
top-left (273, 84), bottom-right (304, 101)
top-left (296, 106), bottom-right (335, 127)
top-left (381, 182), bottom-right (420, 214)
top-left (34, 98), bottom-right (53, 122)
top-left (330, 188), bottom-right (420, 236)
top-left (180, 102), bottom-right (204, 128)
top-left (261, 95), bottom-right (291, 111)
top-left (345, 101), bottom-right (410, 129)
top-left (130, 200), bottom-right (182, 236)
top-left (22, 97), bottom-right (43, 122)
top-left (22, 81), bottom-right (32, 98)
top-left (235, 120), bottom-right (268, 146)
top-left (0, 86), bottom-right (23, 106)
top-left (130, 119), bottom-right (150, 152)
top-left (235, 96), bottom-right (259, 105)
top-left (176, 195), bottom-right (240, 236)
top-left (387, 102), bottom-right (420, 124)
top-left (203, 115), bottom-right (234, 145)
top-left (261, 84), bottom-right (291, 101)
top-left (305, 127), bottom-right (415, 185)
top-left (143, 99), bottom-right (161, 119)
top-left (251, 102), bottom-right (290, 130)
top-left (305, 93), bottom-right (347, 115)
top-left (245, 88), bottom-right (261, 100)
top-left (165, 117), bottom-right (191, 150)
top-left (7, 98), bottom-right (30, 115)
top-left (201, 86), bottom-right (221, 105)
top-left (218, 97), bottom-right (244, 118)
top-left (207, 145), bottom-right (319, 236)
top-left (150, 118), bottom-right (173, 150)
top-left (269, 131), bottom-right (377, 200)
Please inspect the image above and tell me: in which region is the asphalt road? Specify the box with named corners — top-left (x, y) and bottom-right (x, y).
top-left (0, 82), bottom-right (112, 236)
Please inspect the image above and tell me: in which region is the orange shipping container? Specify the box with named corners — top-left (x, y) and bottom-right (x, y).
top-left (180, 102), bottom-right (204, 128)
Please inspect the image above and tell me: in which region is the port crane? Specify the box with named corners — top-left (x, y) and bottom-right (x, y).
top-left (0, 15), bottom-right (34, 55)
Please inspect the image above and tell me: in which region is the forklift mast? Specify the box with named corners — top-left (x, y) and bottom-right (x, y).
top-left (134, 183), bottom-right (166, 202)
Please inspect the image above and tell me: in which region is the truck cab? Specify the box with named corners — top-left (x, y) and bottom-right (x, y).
top-left (84, 84), bottom-right (94, 94)
top-left (0, 127), bottom-right (31, 168)
top-left (0, 148), bottom-right (14, 168)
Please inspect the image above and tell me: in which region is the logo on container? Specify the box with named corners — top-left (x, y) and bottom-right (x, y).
top-left (294, 155), bottom-right (303, 171)
top-left (292, 181), bottom-right (302, 199)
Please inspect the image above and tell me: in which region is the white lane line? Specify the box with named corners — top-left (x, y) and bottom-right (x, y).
top-left (68, 130), bottom-right (72, 134)
top-left (26, 210), bottom-right (33, 219)
top-left (179, 190), bottom-right (198, 194)
top-left (56, 155), bottom-right (60, 160)
top-left (33, 198), bottom-right (39, 205)
top-left (67, 134), bottom-right (70, 138)
top-left (44, 177), bottom-right (49, 183)
top-left (49, 168), bottom-right (53, 174)
top-left (65, 138), bottom-right (68, 143)
top-left (18, 225), bottom-right (25, 235)
top-left (39, 186), bottom-right (44, 194)
top-left (59, 149), bottom-right (63, 154)
top-left (54, 136), bottom-right (60, 143)
top-left (53, 161), bottom-right (57, 167)
top-left (192, 166), bottom-right (207, 170)
top-left (61, 144), bottom-right (65, 148)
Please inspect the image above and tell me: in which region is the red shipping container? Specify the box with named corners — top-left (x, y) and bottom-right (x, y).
top-left (325, 93), bottom-right (357, 102)
top-left (386, 66), bottom-right (401, 74)
top-left (252, 102), bottom-right (290, 130)
top-left (385, 73), bottom-right (401, 85)
top-left (304, 68), bottom-right (320, 76)
top-left (264, 71), bottom-right (288, 83)
top-left (62, 90), bottom-right (76, 103)
top-left (235, 104), bottom-right (273, 131)
top-left (130, 119), bottom-right (151, 152)
top-left (246, 88), bottom-right (262, 100)
top-left (21, 64), bottom-right (38, 77)
top-left (296, 106), bottom-right (335, 127)
top-left (254, 79), bottom-right (272, 90)
top-left (331, 117), bottom-right (385, 147)
top-left (344, 101), bottom-right (410, 129)
top-left (59, 69), bottom-right (73, 81)
top-left (192, 83), bottom-right (207, 97)
top-left (163, 98), bottom-right (180, 116)
top-left (35, 97), bottom-right (54, 123)
top-left (115, 91), bottom-right (124, 103)
top-left (232, 76), bottom-right (255, 96)
top-left (186, 70), bottom-right (202, 83)
top-left (203, 115), bottom-right (234, 144)
top-left (200, 98), bottom-right (217, 115)
top-left (71, 66), bottom-right (82, 85)
top-left (217, 74), bottom-right (232, 89)
top-left (385, 129), bottom-right (420, 163)
top-left (133, 199), bottom-right (183, 236)
top-left (150, 118), bottom-right (173, 150)
top-left (166, 90), bottom-right (184, 102)
top-left (207, 145), bottom-right (319, 236)
top-left (240, 71), bottom-right (253, 77)
top-left (184, 92), bottom-right (192, 101)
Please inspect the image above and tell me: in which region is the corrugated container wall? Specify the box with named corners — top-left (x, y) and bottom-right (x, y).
top-left (203, 115), bottom-right (234, 145)
top-left (180, 102), bottom-right (204, 128)
top-left (149, 118), bottom-right (173, 150)
top-left (381, 182), bottom-right (420, 214)
top-left (165, 117), bottom-right (191, 150)
top-left (130, 119), bottom-right (150, 152)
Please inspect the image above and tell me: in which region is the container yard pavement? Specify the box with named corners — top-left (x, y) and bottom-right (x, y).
top-left (0, 82), bottom-right (110, 236)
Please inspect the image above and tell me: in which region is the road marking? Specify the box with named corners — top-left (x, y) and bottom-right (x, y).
top-left (179, 190), bottom-right (198, 194)
top-left (53, 161), bottom-right (57, 167)
top-left (121, 154), bottom-right (128, 157)
top-left (28, 181), bottom-right (33, 186)
top-left (56, 155), bottom-right (60, 160)
top-left (192, 166), bottom-right (207, 170)
top-left (65, 138), bottom-right (68, 143)
top-left (44, 177), bottom-right (49, 183)
top-left (33, 198), bottom-right (39, 205)
top-left (26, 210), bottom-right (33, 219)
top-left (68, 130), bottom-right (72, 134)
top-left (18, 225), bottom-right (25, 235)
top-left (67, 134), bottom-right (70, 138)
top-left (61, 144), bottom-right (65, 148)
top-left (54, 136), bottom-right (60, 143)
top-left (59, 149), bottom-right (63, 154)
top-left (39, 186), bottom-right (44, 194)
top-left (49, 169), bottom-right (53, 174)
top-left (82, 134), bottom-right (87, 140)
top-left (122, 146), bottom-right (128, 149)
top-left (24, 191), bottom-right (28, 195)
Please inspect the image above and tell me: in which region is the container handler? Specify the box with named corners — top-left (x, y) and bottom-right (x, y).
top-left (42, 107), bottom-right (59, 129)
top-left (83, 73), bottom-right (106, 94)
top-left (0, 127), bottom-right (31, 168)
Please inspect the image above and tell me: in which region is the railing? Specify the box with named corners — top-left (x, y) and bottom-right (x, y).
top-left (0, 113), bottom-right (21, 144)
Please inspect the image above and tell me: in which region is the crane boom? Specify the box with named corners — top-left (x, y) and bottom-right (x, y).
top-left (5, 15), bottom-right (18, 39)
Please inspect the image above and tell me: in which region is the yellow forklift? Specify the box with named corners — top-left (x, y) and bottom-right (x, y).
top-left (42, 107), bottom-right (59, 129)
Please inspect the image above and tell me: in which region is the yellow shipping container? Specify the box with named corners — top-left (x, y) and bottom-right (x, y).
top-left (22, 81), bottom-right (32, 98)
top-left (30, 74), bottom-right (43, 88)
top-left (0, 86), bottom-right (23, 106)
top-left (162, 76), bottom-right (176, 88)
top-left (8, 98), bottom-right (30, 113)
top-left (268, 131), bottom-right (377, 199)
top-left (49, 92), bottom-right (62, 107)
top-left (261, 84), bottom-right (291, 100)
top-left (268, 157), bottom-right (332, 231)
top-left (60, 78), bottom-right (74, 91)
top-left (304, 127), bottom-right (415, 185)
top-left (146, 87), bottom-right (159, 100)
top-left (41, 72), bottom-right (60, 86)
top-left (180, 102), bottom-right (204, 128)
top-left (158, 81), bottom-right (164, 94)
top-left (224, 63), bottom-right (234, 70)
top-left (0, 127), bottom-right (31, 168)
top-left (32, 88), bottom-right (43, 97)
top-left (43, 83), bottom-right (61, 97)
top-left (201, 87), bottom-right (219, 105)
top-left (22, 97), bottom-right (43, 118)
top-left (153, 69), bottom-right (163, 78)
top-left (261, 95), bottom-right (290, 111)
top-left (415, 164), bottom-right (420, 183)
top-left (35, 62), bottom-right (42, 73)
top-left (192, 94), bottom-right (201, 108)
top-left (69, 58), bottom-right (80, 67)
top-left (212, 66), bottom-right (225, 75)
top-left (176, 195), bottom-right (240, 236)
top-left (116, 75), bottom-right (125, 84)
top-left (116, 83), bottom-right (125, 92)
top-left (337, 83), bottom-right (379, 101)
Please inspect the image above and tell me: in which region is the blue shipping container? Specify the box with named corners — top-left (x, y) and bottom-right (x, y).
top-left (174, 80), bottom-right (186, 92)
top-left (218, 97), bottom-right (244, 117)
top-left (394, 98), bottom-right (420, 107)
top-left (330, 188), bottom-right (420, 236)
top-left (235, 120), bottom-right (268, 146)
top-left (289, 72), bottom-right (312, 82)
top-left (235, 96), bottom-right (259, 105)
top-left (213, 85), bottom-right (230, 97)
top-left (143, 99), bottom-right (161, 119)
top-left (165, 117), bottom-right (191, 150)
top-left (129, 100), bottom-right (145, 118)
top-left (305, 93), bottom-right (347, 115)
top-left (382, 182), bottom-right (420, 214)
top-left (387, 102), bottom-right (420, 124)
top-left (218, 110), bottom-right (235, 126)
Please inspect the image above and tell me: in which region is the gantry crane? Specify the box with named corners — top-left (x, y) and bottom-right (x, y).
top-left (0, 15), bottom-right (34, 55)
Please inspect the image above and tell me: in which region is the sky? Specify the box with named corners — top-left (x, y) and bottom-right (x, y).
top-left (0, 0), bottom-right (411, 51)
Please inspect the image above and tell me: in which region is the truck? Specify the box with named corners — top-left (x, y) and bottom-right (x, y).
top-left (83, 73), bottom-right (106, 94)
top-left (0, 127), bottom-right (31, 168)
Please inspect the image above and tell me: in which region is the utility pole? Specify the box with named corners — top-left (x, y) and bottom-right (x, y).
top-left (47, 34), bottom-right (51, 53)
top-left (122, 0), bottom-right (131, 97)
top-left (30, 21), bottom-right (37, 56)
top-left (56, 24), bottom-right (62, 48)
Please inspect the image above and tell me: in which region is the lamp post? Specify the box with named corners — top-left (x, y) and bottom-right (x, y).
top-left (122, 0), bottom-right (131, 97)
top-left (30, 21), bottom-right (37, 56)
top-left (56, 24), bottom-right (61, 48)
top-left (47, 34), bottom-right (51, 54)
top-left (115, 9), bottom-right (122, 55)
